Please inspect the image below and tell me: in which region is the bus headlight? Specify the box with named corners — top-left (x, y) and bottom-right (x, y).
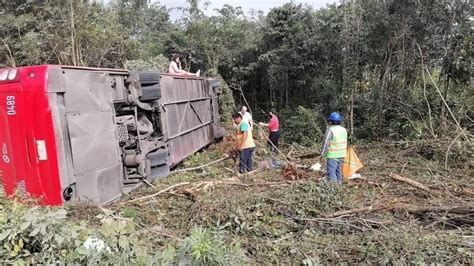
top-left (0, 70), bottom-right (8, 81)
top-left (7, 69), bottom-right (17, 80)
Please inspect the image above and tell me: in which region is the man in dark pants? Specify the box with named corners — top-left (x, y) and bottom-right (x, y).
top-left (232, 112), bottom-right (256, 173)
top-left (258, 110), bottom-right (280, 152)
top-left (320, 112), bottom-right (348, 184)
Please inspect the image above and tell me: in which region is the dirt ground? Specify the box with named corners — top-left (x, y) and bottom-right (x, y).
top-left (72, 136), bottom-right (473, 264)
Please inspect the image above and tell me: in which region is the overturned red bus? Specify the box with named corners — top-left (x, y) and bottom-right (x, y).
top-left (0, 65), bottom-right (225, 205)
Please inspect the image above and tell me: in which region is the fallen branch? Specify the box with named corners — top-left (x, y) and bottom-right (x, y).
top-left (295, 152), bottom-right (321, 159)
top-left (170, 156), bottom-right (232, 174)
top-left (126, 179), bottom-right (295, 205)
top-left (201, 180), bottom-right (291, 188)
top-left (140, 180), bottom-right (293, 205)
top-left (121, 182), bottom-right (190, 205)
top-left (389, 173), bottom-right (433, 194)
top-left (393, 205), bottom-right (474, 215)
top-left (445, 131), bottom-right (462, 170)
top-left (224, 167), bottom-right (236, 174)
top-left (347, 178), bottom-right (380, 187)
top-left (322, 203), bottom-right (473, 219)
top-left (322, 205), bottom-right (382, 218)
top-left (285, 145), bottom-right (297, 161)
top-left (365, 163), bottom-right (443, 172)
top-left (142, 178), bottom-right (156, 188)
top-left (287, 145), bottom-right (294, 157)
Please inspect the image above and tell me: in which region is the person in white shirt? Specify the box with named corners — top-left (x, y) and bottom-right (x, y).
top-left (239, 106), bottom-right (253, 130)
top-left (168, 55), bottom-right (200, 76)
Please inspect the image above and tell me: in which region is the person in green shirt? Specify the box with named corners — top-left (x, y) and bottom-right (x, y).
top-left (232, 112), bottom-right (256, 173)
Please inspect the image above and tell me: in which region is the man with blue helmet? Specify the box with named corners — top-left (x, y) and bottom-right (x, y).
top-left (320, 112), bottom-right (348, 184)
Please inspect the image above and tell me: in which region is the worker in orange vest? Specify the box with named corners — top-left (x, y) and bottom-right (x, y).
top-left (320, 112), bottom-right (348, 184)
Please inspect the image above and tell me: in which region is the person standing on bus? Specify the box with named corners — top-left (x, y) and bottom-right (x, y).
top-left (232, 112), bottom-right (256, 173)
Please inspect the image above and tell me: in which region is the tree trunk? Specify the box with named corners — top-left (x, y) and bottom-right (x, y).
top-left (350, 86), bottom-right (355, 135)
top-left (377, 40), bottom-right (393, 129)
top-left (70, 0), bottom-right (77, 66)
top-left (285, 66), bottom-right (289, 107)
top-left (440, 75), bottom-right (450, 129)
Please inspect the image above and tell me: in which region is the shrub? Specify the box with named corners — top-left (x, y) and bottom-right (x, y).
top-left (152, 227), bottom-right (247, 265)
top-left (0, 199), bottom-right (154, 264)
top-left (124, 54), bottom-right (169, 72)
top-left (218, 80), bottom-right (236, 129)
top-left (282, 106), bottom-right (324, 147)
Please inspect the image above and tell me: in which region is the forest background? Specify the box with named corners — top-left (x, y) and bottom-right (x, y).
top-left (1, 0), bottom-right (472, 142)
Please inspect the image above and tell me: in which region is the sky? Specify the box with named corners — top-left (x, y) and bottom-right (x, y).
top-left (157, 0), bottom-right (339, 20)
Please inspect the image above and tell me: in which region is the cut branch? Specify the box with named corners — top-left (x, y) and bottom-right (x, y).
top-left (394, 205), bottom-right (474, 215)
top-left (170, 156), bottom-right (232, 174)
top-left (321, 204), bottom-right (473, 219)
top-left (295, 152), bottom-right (321, 159)
top-left (389, 173), bottom-right (434, 194)
top-left (121, 182), bottom-right (190, 205)
top-left (323, 205), bottom-right (382, 218)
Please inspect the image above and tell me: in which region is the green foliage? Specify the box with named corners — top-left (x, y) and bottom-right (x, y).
top-left (219, 80), bottom-right (236, 129)
top-left (0, 201), bottom-right (81, 263)
top-left (183, 151), bottom-right (222, 168)
top-left (282, 106), bottom-right (324, 147)
top-left (124, 55), bottom-right (169, 72)
top-left (0, 1), bottom-right (140, 67)
top-left (149, 226), bottom-right (247, 265)
top-left (2, 0), bottom-right (470, 139)
top-left (178, 5), bottom-right (261, 76)
top-left (0, 199), bottom-right (154, 264)
top-left (90, 214), bottom-right (151, 264)
top-left (0, 196), bottom-right (250, 264)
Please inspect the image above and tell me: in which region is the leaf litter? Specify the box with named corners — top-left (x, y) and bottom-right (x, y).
top-left (97, 138), bottom-right (474, 264)
top-left (1, 136), bottom-right (471, 263)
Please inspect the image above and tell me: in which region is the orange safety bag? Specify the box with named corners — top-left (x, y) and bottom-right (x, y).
top-left (342, 146), bottom-right (363, 179)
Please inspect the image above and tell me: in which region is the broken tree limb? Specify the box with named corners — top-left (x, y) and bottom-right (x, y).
top-left (170, 156), bottom-right (232, 174)
top-left (322, 205), bottom-right (382, 218)
top-left (393, 205), bottom-right (474, 215)
top-left (287, 145), bottom-right (294, 158)
top-left (389, 173), bottom-right (434, 194)
top-left (142, 178), bottom-right (156, 188)
top-left (319, 204), bottom-right (473, 219)
top-left (130, 179), bottom-right (296, 206)
top-left (121, 182), bottom-right (190, 205)
top-left (295, 152), bottom-right (321, 159)
top-left (285, 145), bottom-right (299, 161)
top-left (445, 131), bottom-right (463, 170)
top-left (202, 180), bottom-right (292, 188)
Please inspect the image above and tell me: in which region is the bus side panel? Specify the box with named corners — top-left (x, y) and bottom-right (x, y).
top-left (159, 76), bottom-right (215, 166)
